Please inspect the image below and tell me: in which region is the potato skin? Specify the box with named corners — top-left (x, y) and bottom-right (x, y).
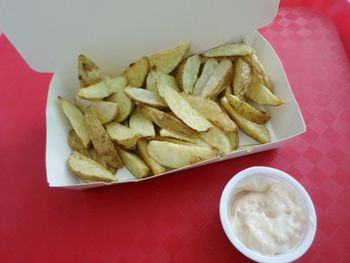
top-left (226, 94), bottom-right (270, 124)
top-left (78, 54), bottom-right (106, 88)
top-left (84, 106), bottom-right (123, 168)
top-left (68, 129), bottom-right (91, 157)
top-left (139, 105), bottom-right (197, 137)
top-left (221, 97), bottom-right (270, 144)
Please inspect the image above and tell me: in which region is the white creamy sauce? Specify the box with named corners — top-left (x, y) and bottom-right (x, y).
top-left (229, 178), bottom-right (307, 256)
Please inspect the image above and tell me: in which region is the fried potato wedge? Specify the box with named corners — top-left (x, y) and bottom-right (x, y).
top-left (146, 70), bottom-right (180, 99)
top-left (77, 81), bottom-right (109, 100)
top-left (75, 96), bottom-right (118, 124)
top-left (176, 55), bottom-right (201, 94)
top-left (157, 81), bottom-right (212, 132)
top-left (200, 59), bottom-right (233, 99)
top-left (221, 97), bottom-right (270, 144)
top-left (136, 139), bottom-right (166, 175)
top-left (123, 57), bottom-right (149, 88)
top-left (227, 129), bottom-right (239, 150)
top-left (245, 52), bottom-right (273, 91)
top-left (124, 87), bottom-right (167, 108)
top-left (116, 147), bottom-right (150, 178)
top-left (68, 151), bottom-right (116, 183)
top-left (159, 129), bottom-right (207, 146)
top-left (107, 85), bottom-right (134, 122)
top-left (224, 83), bottom-right (233, 97)
top-left (184, 94), bottom-right (237, 132)
top-left (58, 96), bottom-right (90, 147)
top-left (246, 74), bottom-right (284, 106)
top-left (90, 149), bottom-right (117, 174)
top-left (107, 76), bottom-right (128, 93)
top-left (106, 122), bottom-right (140, 149)
top-left (148, 136), bottom-right (194, 145)
top-left (77, 76), bottom-right (127, 100)
top-left (84, 106), bottom-right (123, 168)
top-left (146, 70), bottom-right (158, 93)
top-left (157, 71), bottom-right (180, 92)
top-left (199, 126), bottom-right (234, 155)
top-left (147, 141), bottom-right (218, 169)
top-left (139, 105), bottom-right (197, 136)
top-left (237, 144), bottom-right (259, 151)
top-left (78, 54), bottom-right (106, 88)
top-left (226, 94), bottom-right (270, 124)
top-left (202, 43), bottom-right (254, 57)
top-left (148, 43), bottom-right (190, 73)
top-left (193, 58), bottom-right (218, 96)
top-left (129, 107), bottom-right (155, 137)
top-left (233, 57), bottom-right (251, 100)
top-left (68, 129), bottom-right (91, 157)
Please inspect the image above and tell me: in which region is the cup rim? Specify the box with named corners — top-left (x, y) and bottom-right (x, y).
top-left (219, 166), bottom-right (317, 263)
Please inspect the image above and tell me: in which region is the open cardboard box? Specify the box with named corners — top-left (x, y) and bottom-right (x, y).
top-left (0, 0), bottom-right (305, 189)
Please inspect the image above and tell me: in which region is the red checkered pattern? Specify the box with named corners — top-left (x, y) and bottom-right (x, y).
top-left (259, 7), bottom-right (350, 262)
top-left (0, 7), bottom-right (349, 263)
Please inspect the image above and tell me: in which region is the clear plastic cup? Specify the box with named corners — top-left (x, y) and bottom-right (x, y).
top-left (219, 166), bottom-right (317, 262)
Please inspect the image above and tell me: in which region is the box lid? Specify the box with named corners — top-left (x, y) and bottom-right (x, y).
top-left (0, 0), bottom-right (279, 74)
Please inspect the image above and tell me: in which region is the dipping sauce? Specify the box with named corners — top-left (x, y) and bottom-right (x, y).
top-left (229, 178), bottom-right (307, 256)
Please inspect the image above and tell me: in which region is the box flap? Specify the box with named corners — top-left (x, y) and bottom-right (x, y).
top-left (0, 0), bottom-right (278, 74)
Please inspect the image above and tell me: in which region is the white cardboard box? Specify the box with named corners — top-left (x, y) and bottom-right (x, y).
top-left (0, 0), bottom-right (305, 189)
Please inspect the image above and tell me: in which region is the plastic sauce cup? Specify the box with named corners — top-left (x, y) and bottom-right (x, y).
top-left (219, 166), bottom-right (317, 263)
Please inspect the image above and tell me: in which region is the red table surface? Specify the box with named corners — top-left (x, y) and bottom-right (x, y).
top-left (1, 6), bottom-right (350, 263)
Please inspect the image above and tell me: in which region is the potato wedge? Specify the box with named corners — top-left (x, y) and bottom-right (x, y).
top-left (221, 97), bottom-right (270, 144)
top-left (159, 129), bottom-right (207, 145)
top-left (129, 107), bottom-right (155, 137)
top-left (200, 59), bottom-right (233, 99)
top-left (136, 139), bottom-right (166, 175)
top-left (139, 105), bottom-right (197, 136)
top-left (157, 81), bottom-right (212, 132)
top-left (202, 43), bottom-right (254, 57)
top-left (226, 94), bottom-right (270, 124)
top-left (246, 74), bottom-right (284, 106)
top-left (147, 136), bottom-right (192, 145)
top-left (116, 147), bottom-right (150, 178)
top-left (68, 151), bottom-right (116, 183)
top-left (227, 129), bottom-right (239, 150)
top-left (124, 87), bottom-right (167, 108)
top-left (75, 96), bottom-right (118, 124)
top-left (157, 71), bottom-right (180, 92)
top-left (148, 141), bottom-right (217, 168)
top-left (68, 129), bottom-right (91, 157)
top-left (224, 83), bottom-right (233, 97)
top-left (146, 71), bottom-right (180, 96)
top-left (233, 57), bottom-right (251, 100)
top-left (106, 122), bottom-right (140, 149)
top-left (199, 126), bottom-right (234, 155)
top-left (77, 81), bottom-right (109, 100)
top-left (107, 85), bottom-right (134, 122)
top-left (123, 57), bottom-right (149, 88)
top-left (58, 96), bottom-right (90, 147)
top-left (237, 144), bottom-right (259, 151)
top-left (91, 150), bottom-right (117, 174)
top-left (84, 106), bottom-right (123, 168)
top-left (176, 55), bottom-right (201, 94)
top-left (193, 58), bottom-right (218, 96)
top-left (146, 70), bottom-right (158, 93)
top-left (106, 76), bottom-right (128, 93)
top-left (77, 76), bottom-right (127, 100)
top-left (148, 43), bottom-right (190, 73)
top-left (244, 52), bottom-right (273, 91)
top-left (183, 94), bottom-right (237, 132)
top-left (78, 54), bottom-right (106, 88)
